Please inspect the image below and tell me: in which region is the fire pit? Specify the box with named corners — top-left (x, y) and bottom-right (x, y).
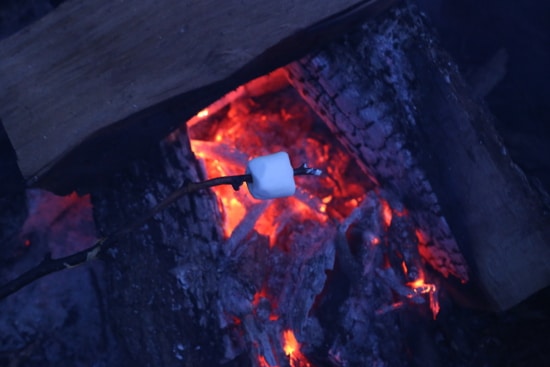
top-left (183, 68), bottom-right (446, 366)
top-left (1, 1), bottom-right (549, 367)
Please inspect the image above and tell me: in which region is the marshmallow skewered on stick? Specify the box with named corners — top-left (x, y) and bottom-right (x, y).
top-left (121, 152), bottom-right (321, 234)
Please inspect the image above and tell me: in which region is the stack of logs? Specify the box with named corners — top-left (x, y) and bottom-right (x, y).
top-left (0, 1), bottom-right (549, 366)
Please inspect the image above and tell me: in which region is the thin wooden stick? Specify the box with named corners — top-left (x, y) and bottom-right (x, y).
top-left (0, 164), bottom-right (321, 300)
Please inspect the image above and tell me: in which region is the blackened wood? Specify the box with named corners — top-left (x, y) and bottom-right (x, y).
top-left (286, 3), bottom-right (550, 310)
top-left (91, 126), bottom-right (226, 366)
top-left (286, 5), bottom-right (469, 282)
top-left (0, 0), bottom-right (396, 193)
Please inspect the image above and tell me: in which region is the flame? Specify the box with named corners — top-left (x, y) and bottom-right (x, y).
top-left (188, 73), bottom-right (368, 248)
top-left (283, 330), bottom-right (299, 356)
top-left (283, 330), bottom-right (311, 367)
top-left (401, 260), bottom-right (408, 275)
top-left (196, 109), bottom-right (209, 118)
top-left (406, 270), bottom-right (440, 319)
top-left (380, 199), bottom-right (393, 227)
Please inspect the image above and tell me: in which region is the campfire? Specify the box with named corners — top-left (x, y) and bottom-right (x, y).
top-left (181, 68), bottom-right (459, 366)
top-left (1, 1), bottom-right (549, 366)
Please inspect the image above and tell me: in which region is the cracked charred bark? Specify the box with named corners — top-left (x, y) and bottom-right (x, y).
top-left (286, 2), bottom-right (550, 310)
top-left (91, 128), bottom-right (228, 367)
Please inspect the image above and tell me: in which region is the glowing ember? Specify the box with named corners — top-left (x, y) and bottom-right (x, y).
top-left (252, 288), bottom-right (270, 307)
top-left (258, 355), bottom-right (275, 367)
top-left (415, 228), bottom-right (429, 245)
top-left (283, 330), bottom-right (311, 367)
top-left (283, 330), bottom-right (299, 356)
top-left (406, 271), bottom-right (440, 319)
top-left (196, 108), bottom-right (209, 118)
top-left (186, 69), bottom-right (451, 364)
top-left (401, 260), bottom-right (408, 275)
top-left (380, 199), bottom-right (393, 227)
top-left (188, 74), bottom-right (371, 248)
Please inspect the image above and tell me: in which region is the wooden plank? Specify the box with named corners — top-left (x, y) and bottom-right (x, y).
top-left (0, 0), bottom-right (375, 190)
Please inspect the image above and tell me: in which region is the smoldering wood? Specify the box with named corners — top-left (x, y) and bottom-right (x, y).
top-left (286, 2), bottom-right (550, 310)
top-left (0, 0), bottom-right (397, 193)
top-left (91, 127), bottom-right (229, 366)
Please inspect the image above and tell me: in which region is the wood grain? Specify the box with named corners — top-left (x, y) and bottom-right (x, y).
top-left (0, 0), bottom-right (376, 189)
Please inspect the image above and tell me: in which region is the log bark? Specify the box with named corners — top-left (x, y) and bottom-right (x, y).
top-left (0, 0), bottom-right (396, 193)
top-left (91, 127), bottom-right (228, 366)
top-left (286, 2), bottom-right (550, 310)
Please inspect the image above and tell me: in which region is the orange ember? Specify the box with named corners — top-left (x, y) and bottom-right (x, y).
top-left (380, 199), bottom-right (393, 227)
top-left (415, 228), bottom-right (429, 245)
top-left (406, 270), bottom-right (440, 319)
top-left (283, 330), bottom-right (311, 367)
top-left (283, 330), bottom-right (299, 356)
top-left (196, 108), bottom-right (209, 118)
top-left (401, 260), bottom-right (408, 275)
top-left (258, 355), bottom-right (276, 367)
top-left (187, 71), bottom-right (371, 249)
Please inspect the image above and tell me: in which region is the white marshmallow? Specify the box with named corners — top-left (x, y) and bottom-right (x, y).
top-left (246, 152), bottom-right (296, 200)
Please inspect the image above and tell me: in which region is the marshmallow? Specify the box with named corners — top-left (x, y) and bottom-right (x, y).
top-left (246, 152), bottom-right (296, 200)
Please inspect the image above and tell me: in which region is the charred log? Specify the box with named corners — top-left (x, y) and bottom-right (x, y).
top-left (90, 128), bottom-right (228, 366)
top-left (286, 2), bottom-right (550, 310)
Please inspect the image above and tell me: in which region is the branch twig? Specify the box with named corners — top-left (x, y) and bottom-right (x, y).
top-left (0, 164), bottom-right (321, 300)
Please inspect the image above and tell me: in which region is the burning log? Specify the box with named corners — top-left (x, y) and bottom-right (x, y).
top-left (286, 2), bottom-right (550, 310)
top-left (285, 4), bottom-right (470, 283)
top-left (183, 69), bottom-right (444, 365)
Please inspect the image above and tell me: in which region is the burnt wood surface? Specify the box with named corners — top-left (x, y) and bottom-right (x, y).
top-left (91, 128), bottom-right (228, 366)
top-left (0, 0), bottom-right (396, 193)
top-left (286, 3), bottom-right (550, 310)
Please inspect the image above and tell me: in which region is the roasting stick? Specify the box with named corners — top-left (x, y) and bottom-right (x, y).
top-left (0, 153), bottom-right (322, 300)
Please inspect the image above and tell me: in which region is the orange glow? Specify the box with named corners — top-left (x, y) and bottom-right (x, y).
top-left (415, 228), bottom-right (429, 245)
top-left (282, 330), bottom-right (311, 367)
top-left (370, 236), bottom-right (380, 246)
top-left (187, 71), bottom-right (370, 248)
top-left (406, 277), bottom-right (436, 294)
top-left (401, 261), bottom-right (408, 275)
top-left (429, 292), bottom-right (440, 319)
top-left (196, 109), bottom-right (209, 118)
top-left (253, 287), bottom-right (279, 321)
top-left (232, 315), bottom-right (242, 325)
top-left (258, 355), bottom-right (276, 367)
top-left (253, 288), bottom-right (269, 307)
top-left (283, 330), bottom-right (299, 356)
top-left (406, 270), bottom-right (440, 319)
top-left (380, 199), bottom-right (393, 227)
top-left (394, 207), bottom-right (409, 217)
